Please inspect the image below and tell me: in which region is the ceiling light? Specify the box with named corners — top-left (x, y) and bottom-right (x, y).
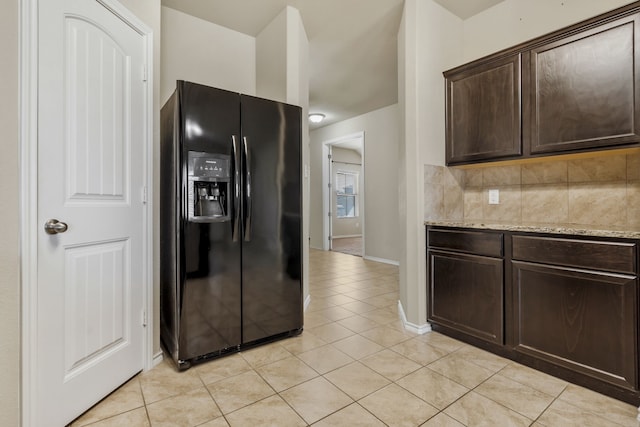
top-left (309, 113), bottom-right (325, 123)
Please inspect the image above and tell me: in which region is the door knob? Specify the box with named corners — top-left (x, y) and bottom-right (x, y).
top-left (44, 219), bottom-right (68, 234)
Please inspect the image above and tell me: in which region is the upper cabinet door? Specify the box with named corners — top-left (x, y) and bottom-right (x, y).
top-left (445, 54), bottom-right (522, 165)
top-left (525, 14), bottom-right (640, 155)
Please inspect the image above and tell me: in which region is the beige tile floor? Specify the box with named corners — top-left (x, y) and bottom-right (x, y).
top-left (70, 249), bottom-right (640, 427)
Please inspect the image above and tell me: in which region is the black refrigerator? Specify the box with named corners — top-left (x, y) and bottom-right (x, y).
top-left (160, 81), bottom-right (303, 370)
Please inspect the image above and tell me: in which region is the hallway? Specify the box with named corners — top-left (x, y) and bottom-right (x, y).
top-left (330, 237), bottom-right (362, 257)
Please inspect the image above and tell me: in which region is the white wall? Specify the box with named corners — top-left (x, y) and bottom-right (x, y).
top-left (160, 6), bottom-right (256, 104)
top-left (256, 5), bottom-right (311, 306)
top-left (331, 148), bottom-right (362, 237)
top-left (290, 8), bottom-right (311, 306)
top-left (397, 0), bottom-right (409, 316)
top-left (118, 0), bottom-right (162, 368)
top-left (285, 11), bottom-right (311, 306)
top-left (1, 0), bottom-right (20, 423)
top-left (462, 0), bottom-right (634, 63)
top-left (417, 2), bottom-right (463, 167)
top-left (398, 0), bottom-right (462, 327)
top-left (256, 9), bottom-right (287, 102)
top-left (310, 104), bottom-right (400, 263)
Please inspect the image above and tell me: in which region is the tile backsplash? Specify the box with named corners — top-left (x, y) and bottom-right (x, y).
top-left (424, 153), bottom-right (640, 228)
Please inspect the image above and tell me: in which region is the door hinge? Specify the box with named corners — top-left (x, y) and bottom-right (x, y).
top-left (142, 64), bottom-right (148, 82)
top-left (328, 182), bottom-right (332, 188)
top-left (141, 186), bottom-right (148, 204)
top-left (328, 211), bottom-right (332, 217)
top-left (141, 309), bottom-right (147, 327)
top-left (328, 154), bottom-right (332, 160)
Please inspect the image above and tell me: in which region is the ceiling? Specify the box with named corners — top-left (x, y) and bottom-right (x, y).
top-left (161, 0), bottom-right (504, 129)
top-left (434, 0), bottom-right (504, 20)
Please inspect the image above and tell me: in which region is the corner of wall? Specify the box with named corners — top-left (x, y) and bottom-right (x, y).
top-left (397, 300), bottom-right (431, 334)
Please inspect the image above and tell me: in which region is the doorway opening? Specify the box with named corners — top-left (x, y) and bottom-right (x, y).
top-left (322, 132), bottom-right (364, 257)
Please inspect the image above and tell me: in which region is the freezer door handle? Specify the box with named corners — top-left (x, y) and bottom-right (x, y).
top-left (243, 136), bottom-right (252, 242)
top-left (232, 135), bottom-right (240, 242)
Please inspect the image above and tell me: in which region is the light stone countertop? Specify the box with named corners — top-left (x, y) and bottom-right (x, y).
top-left (424, 221), bottom-right (640, 240)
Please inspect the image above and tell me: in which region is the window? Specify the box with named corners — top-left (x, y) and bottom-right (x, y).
top-left (335, 171), bottom-right (358, 218)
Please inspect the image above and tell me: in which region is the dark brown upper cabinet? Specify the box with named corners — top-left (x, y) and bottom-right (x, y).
top-left (444, 2), bottom-right (640, 166)
top-left (445, 55), bottom-right (522, 164)
top-left (524, 13), bottom-right (640, 155)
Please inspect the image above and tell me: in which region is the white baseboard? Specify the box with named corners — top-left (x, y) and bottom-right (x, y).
top-left (332, 234), bottom-right (363, 239)
top-left (152, 351), bottom-right (164, 367)
top-left (304, 294), bottom-right (311, 312)
top-left (397, 300), bottom-right (431, 334)
top-left (363, 255), bottom-right (399, 266)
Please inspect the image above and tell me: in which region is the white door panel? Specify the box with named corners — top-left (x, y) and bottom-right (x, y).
top-left (63, 239), bottom-right (129, 375)
top-left (37, 0), bottom-right (146, 425)
top-left (65, 16), bottom-right (130, 202)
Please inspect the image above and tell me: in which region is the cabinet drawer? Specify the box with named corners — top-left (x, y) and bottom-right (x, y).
top-left (512, 235), bottom-right (636, 274)
top-left (428, 229), bottom-right (503, 257)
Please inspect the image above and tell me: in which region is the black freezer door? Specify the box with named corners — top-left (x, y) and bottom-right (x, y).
top-left (240, 94), bottom-right (303, 343)
top-left (179, 82), bottom-right (242, 359)
top-left (177, 81), bottom-right (243, 361)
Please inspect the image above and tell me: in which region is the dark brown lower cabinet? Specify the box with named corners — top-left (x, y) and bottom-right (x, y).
top-left (512, 261), bottom-right (638, 391)
top-left (426, 225), bottom-right (640, 405)
top-left (429, 250), bottom-right (503, 345)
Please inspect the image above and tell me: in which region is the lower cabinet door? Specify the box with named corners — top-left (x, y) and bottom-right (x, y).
top-left (512, 261), bottom-right (638, 390)
top-left (428, 250), bottom-right (503, 344)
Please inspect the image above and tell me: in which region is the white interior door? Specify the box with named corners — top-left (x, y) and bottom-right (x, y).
top-left (329, 145), bottom-right (334, 250)
top-left (36, 0), bottom-right (147, 425)
top-left (321, 132), bottom-right (365, 253)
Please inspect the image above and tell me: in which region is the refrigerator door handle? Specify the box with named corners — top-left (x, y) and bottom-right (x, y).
top-left (243, 136), bottom-right (252, 242)
top-left (232, 135), bottom-right (240, 242)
